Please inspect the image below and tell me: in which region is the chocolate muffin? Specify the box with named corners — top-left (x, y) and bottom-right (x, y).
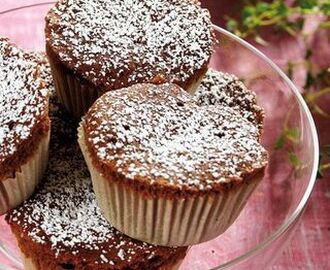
top-left (45, 0), bottom-right (214, 118)
top-left (195, 69), bottom-right (264, 134)
top-left (0, 38), bottom-right (50, 215)
top-left (78, 83), bottom-right (268, 246)
top-left (6, 80), bottom-right (186, 270)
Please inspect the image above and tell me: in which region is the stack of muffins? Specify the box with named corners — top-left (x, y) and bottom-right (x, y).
top-left (1, 0), bottom-right (268, 269)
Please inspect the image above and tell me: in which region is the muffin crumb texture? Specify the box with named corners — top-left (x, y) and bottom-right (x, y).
top-left (7, 80), bottom-right (184, 268)
top-left (46, 0), bottom-right (213, 88)
top-left (84, 83), bottom-right (268, 192)
top-left (196, 69), bottom-right (264, 131)
top-left (0, 38), bottom-right (48, 167)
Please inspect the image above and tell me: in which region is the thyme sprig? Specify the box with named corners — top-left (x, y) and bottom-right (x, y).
top-left (226, 0), bottom-right (329, 43)
top-left (318, 145), bottom-right (330, 178)
top-left (225, 0), bottom-right (330, 178)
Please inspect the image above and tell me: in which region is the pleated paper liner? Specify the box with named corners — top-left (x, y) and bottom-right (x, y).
top-left (78, 126), bottom-right (261, 247)
top-left (0, 131), bottom-right (50, 215)
top-left (47, 49), bottom-right (207, 120)
top-left (47, 55), bottom-right (99, 119)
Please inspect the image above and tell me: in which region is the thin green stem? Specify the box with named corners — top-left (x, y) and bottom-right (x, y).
top-left (305, 88), bottom-right (330, 102)
top-left (320, 163), bottom-right (330, 171)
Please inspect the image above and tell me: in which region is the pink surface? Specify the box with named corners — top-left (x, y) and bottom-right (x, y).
top-left (206, 2), bottom-right (330, 269)
top-left (0, 1), bottom-right (329, 269)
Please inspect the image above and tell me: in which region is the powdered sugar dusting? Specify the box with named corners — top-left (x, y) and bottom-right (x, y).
top-left (46, 0), bottom-right (213, 89)
top-left (0, 38), bottom-right (48, 164)
top-left (7, 86), bottom-right (182, 266)
top-left (85, 84), bottom-right (268, 191)
top-left (195, 69), bottom-right (264, 132)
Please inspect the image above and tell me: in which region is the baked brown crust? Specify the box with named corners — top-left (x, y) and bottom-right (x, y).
top-left (0, 38), bottom-right (50, 181)
top-left (195, 68), bottom-right (265, 135)
top-left (10, 223), bottom-right (186, 270)
top-left (6, 85), bottom-right (187, 269)
top-left (82, 83), bottom-right (268, 199)
top-left (45, 0), bottom-right (213, 95)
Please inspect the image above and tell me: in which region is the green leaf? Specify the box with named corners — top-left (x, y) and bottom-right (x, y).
top-left (224, 0), bottom-right (327, 42)
top-left (304, 71), bottom-right (315, 89)
top-left (317, 157), bottom-right (330, 179)
top-left (287, 61), bottom-right (294, 80)
top-left (317, 166), bottom-right (324, 178)
top-left (256, 2), bottom-right (270, 13)
top-left (321, 3), bottom-right (330, 16)
top-left (296, 0), bottom-right (317, 10)
top-left (317, 154), bottom-right (324, 179)
top-left (317, 168), bottom-right (324, 178)
top-left (275, 134), bottom-right (285, 150)
top-left (285, 128), bottom-right (301, 143)
top-left (227, 19), bottom-right (239, 32)
top-left (288, 152), bottom-right (301, 168)
top-left (296, 18), bottom-right (305, 30)
top-left (242, 6), bottom-right (256, 21)
top-left (274, 128), bottom-right (301, 150)
top-left (278, 1), bottom-right (289, 16)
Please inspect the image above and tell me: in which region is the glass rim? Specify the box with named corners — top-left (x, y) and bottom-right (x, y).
top-left (211, 25), bottom-right (319, 269)
top-left (0, 3), bottom-right (320, 269)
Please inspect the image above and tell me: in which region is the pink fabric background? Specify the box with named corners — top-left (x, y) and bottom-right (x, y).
top-left (0, 1), bottom-right (329, 269)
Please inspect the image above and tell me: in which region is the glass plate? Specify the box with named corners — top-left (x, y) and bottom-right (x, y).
top-left (0, 2), bottom-right (319, 270)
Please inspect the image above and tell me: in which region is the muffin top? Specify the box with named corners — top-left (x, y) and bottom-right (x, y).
top-left (195, 69), bottom-right (264, 134)
top-left (7, 86), bottom-right (185, 269)
top-left (45, 0), bottom-right (213, 90)
top-left (82, 83), bottom-right (268, 197)
top-left (0, 38), bottom-right (49, 180)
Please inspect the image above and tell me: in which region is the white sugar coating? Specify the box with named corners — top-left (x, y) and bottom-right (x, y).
top-left (13, 144), bottom-right (144, 255)
top-left (32, 53), bottom-right (60, 115)
top-left (6, 59), bottom-right (183, 267)
top-left (0, 38), bottom-right (48, 164)
top-left (85, 84), bottom-right (268, 191)
top-left (46, 0), bottom-right (213, 88)
top-left (8, 122), bottom-right (177, 265)
top-left (195, 69), bottom-right (264, 131)
top-left (6, 82), bottom-right (180, 265)
top-left (31, 53), bottom-right (54, 94)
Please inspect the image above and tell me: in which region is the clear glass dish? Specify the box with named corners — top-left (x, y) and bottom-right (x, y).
top-left (0, 2), bottom-right (319, 270)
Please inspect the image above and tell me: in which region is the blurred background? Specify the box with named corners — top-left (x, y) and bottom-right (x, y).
top-left (0, 0), bottom-right (329, 269)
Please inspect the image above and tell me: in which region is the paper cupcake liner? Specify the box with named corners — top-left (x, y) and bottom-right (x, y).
top-left (78, 127), bottom-right (261, 247)
top-left (0, 131), bottom-right (50, 215)
top-left (185, 70), bottom-right (206, 95)
top-left (48, 56), bottom-right (99, 119)
top-left (48, 53), bottom-right (207, 119)
top-left (23, 255), bottom-right (35, 270)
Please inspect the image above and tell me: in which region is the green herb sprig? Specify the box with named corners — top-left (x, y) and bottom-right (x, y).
top-left (225, 0), bottom-right (330, 178)
top-left (226, 0), bottom-right (329, 43)
top-left (318, 145), bottom-right (330, 178)
top-left (275, 126), bottom-right (303, 175)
